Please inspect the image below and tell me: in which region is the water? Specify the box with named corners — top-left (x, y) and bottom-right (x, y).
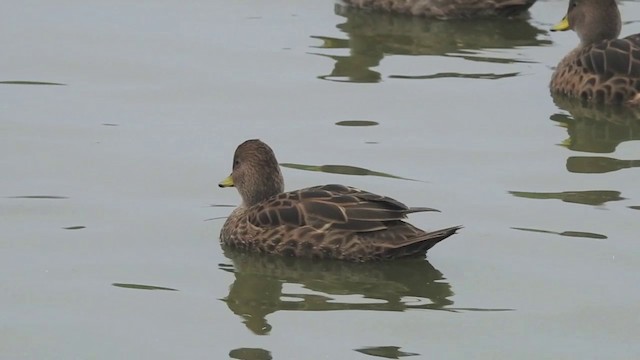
top-left (1, 0), bottom-right (639, 359)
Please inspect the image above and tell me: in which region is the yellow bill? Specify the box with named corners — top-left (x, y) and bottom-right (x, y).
top-left (218, 175), bottom-right (234, 188)
top-left (551, 16), bottom-right (570, 32)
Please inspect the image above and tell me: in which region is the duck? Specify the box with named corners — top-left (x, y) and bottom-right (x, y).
top-left (550, 0), bottom-right (640, 105)
top-left (339, 0), bottom-right (537, 19)
top-left (218, 139), bottom-right (460, 262)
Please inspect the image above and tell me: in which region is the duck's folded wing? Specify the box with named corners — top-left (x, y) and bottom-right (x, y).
top-left (247, 184), bottom-right (438, 232)
top-left (580, 37), bottom-right (640, 77)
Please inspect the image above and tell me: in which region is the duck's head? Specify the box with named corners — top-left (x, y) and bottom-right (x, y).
top-left (219, 139), bottom-right (284, 207)
top-left (551, 0), bottom-right (621, 45)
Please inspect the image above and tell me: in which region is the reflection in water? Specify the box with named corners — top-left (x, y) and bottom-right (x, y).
top-left (111, 283), bottom-right (178, 291)
top-left (566, 156), bottom-right (640, 174)
top-left (220, 248), bottom-right (453, 335)
top-left (630, 206), bottom-right (640, 211)
top-left (279, 163), bottom-right (417, 181)
top-left (335, 120), bottom-right (379, 126)
top-left (389, 72), bottom-right (519, 80)
top-left (312, 5), bottom-right (550, 83)
top-left (220, 248), bottom-right (511, 336)
top-left (62, 226), bottom-right (86, 230)
top-left (7, 195), bottom-right (68, 199)
top-left (355, 346), bottom-right (419, 359)
top-left (511, 227), bottom-right (607, 240)
top-left (551, 95), bottom-right (640, 154)
top-left (509, 190), bottom-right (625, 206)
top-left (0, 80), bottom-right (66, 85)
top-left (229, 348), bottom-right (272, 360)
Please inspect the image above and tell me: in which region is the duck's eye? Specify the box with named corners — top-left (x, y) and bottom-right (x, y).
top-left (233, 160), bottom-right (240, 168)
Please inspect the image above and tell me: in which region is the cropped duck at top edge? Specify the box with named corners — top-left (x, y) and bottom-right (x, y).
top-left (550, 0), bottom-right (640, 105)
top-left (218, 139), bottom-right (460, 262)
top-left (339, 0), bottom-right (537, 19)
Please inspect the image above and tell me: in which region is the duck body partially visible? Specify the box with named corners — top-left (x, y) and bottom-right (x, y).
top-left (340, 0), bottom-right (537, 19)
top-left (550, 0), bottom-right (640, 105)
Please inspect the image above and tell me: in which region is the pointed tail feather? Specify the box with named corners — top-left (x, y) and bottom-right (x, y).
top-left (385, 225), bottom-right (462, 259)
top-left (406, 207), bottom-right (441, 214)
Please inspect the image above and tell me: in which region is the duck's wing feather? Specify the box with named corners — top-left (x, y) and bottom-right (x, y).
top-left (580, 36), bottom-right (640, 78)
top-left (246, 184), bottom-right (439, 232)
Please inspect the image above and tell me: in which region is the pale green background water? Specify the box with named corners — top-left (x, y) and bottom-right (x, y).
top-left (1, 1), bottom-right (639, 359)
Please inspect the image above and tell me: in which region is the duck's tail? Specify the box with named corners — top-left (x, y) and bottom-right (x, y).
top-left (387, 225), bottom-right (462, 259)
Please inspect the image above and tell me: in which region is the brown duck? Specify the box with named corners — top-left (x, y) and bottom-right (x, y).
top-left (340, 0), bottom-right (537, 19)
top-left (550, 0), bottom-right (640, 105)
top-left (218, 139), bottom-right (460, 262)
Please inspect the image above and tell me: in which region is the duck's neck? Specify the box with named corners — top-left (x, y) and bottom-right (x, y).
top-left (240, 173), bottom-right (284, 208)
top-left (578, 6), bottom-right (621, 46)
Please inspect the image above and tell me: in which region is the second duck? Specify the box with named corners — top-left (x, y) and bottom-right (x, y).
top-left (551, 0), bottom-right (640, 105)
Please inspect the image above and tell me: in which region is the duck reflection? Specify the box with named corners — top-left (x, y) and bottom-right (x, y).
top-left (565, 157), bottom-right (640, 174)
top-left (229, 348), bottom-right (272, 360)
top-left (279, 162), bottom-right (417, 181)
top-left (551, 95), bottom-right (640, 174)
top-left (312, 4), bottom-right (550, 83)
top-left (219, 247), bottom-right (454, 335)
top-left (511, 227), bottom-right (607, 240)
top-left (509, 190), bottom-right (625, 206)
top-left (355, 346), bottom-right (419, 359)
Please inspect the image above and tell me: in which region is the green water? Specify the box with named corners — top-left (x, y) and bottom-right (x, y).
top-left (1, 1), bottom-right (639, 359)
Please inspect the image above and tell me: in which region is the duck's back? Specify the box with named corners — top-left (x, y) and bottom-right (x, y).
top-left (220, 184), bottom-right (460, 261)
top-left (341, 0), bottom-right (536, 19)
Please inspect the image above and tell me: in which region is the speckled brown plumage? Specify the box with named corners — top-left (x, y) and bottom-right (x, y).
top-left (219, 139), bottom-right (460, 262)
top-left (550, 0), bottom-right (640, 105)
top-left (340, 0), bottom-right (537, 19)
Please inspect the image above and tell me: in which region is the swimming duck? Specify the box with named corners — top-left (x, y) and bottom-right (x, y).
top-left (218, 139), bottom-right (460, 261)
top-left (550, 0), bottom-right (640, 105)
top-left (339, 0), bottom-right (537, 19)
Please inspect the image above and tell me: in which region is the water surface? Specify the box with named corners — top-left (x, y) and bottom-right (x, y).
top-left (2, 0), bottom-right (639, 359)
